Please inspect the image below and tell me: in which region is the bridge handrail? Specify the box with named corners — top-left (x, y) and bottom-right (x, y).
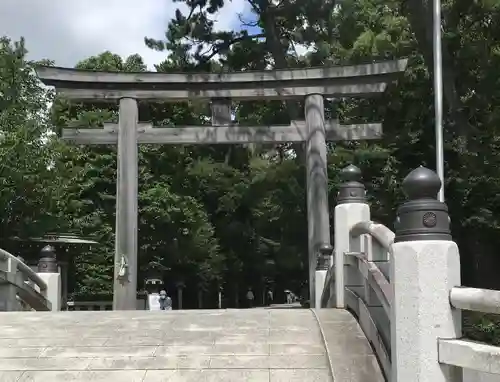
top-left (344, 251), bottom-right (392, 315)
top-left (0, 248), bottom-right (47, 292)
top-left (350, 221), bottom-right (395, 252)
top-left (349, 221), bottom-right (393, 309)
top-left (450, 286), bottom-right (500, 315)
top-left (344, 221), bottom-right (394, 379)
top-left (441, 286), bottom-right (500, 376)
top-left (326, 165), bottom-right (500, 381)
top-left (0, 248), bottom-right (51, 311)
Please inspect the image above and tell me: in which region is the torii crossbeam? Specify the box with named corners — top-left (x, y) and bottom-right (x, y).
top-left (61, 121), bottom-right (382, 145)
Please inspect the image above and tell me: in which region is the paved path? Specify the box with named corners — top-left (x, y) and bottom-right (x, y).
top-left (0, 308), bottom-right (384, 381)
top-left (315, 310), bottom-right (384, 382)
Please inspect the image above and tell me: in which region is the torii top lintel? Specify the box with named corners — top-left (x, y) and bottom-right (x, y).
top-left (35, 59), bottom-right (407, 102)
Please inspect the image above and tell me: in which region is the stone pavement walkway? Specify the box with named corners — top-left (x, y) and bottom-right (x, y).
top-left (0, 308), bottom-right (333, 382)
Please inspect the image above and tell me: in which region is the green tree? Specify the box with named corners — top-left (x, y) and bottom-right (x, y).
top-left (0, 37), bottom-right (65, 244)
top-left (51, 51), bottom-right (224, 301)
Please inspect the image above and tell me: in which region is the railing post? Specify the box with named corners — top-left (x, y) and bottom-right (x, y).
top-left (390, 167), bottom-right (461, 382)
top-left (37, 245), bottom-right (62, 311)
top-left (0, 257), bottom-right (20, 311)
top-left (315, 243), bottom-right (332, 309)
top-left (334, 165), bottom-right (370, 308)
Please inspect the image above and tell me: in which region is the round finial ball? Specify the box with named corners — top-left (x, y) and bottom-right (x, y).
top-left (319, 243), bottom-right (333, 255)
top-left (402, 166), bottom-right (442, 200)
top-left (40, 245), bottom-right (56, 258)
top-left (340, 164), bottom-right (362, 182)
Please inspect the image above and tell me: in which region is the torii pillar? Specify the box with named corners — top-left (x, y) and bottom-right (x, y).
top-left (305, 94), bottom-right (330, 308)
top-left (113, 97), bottom-right (139, 310)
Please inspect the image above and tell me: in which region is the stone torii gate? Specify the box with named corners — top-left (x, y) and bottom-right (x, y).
top-left (36, 60), bottom-right (407, 310)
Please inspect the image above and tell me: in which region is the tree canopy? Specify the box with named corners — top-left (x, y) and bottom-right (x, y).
top-left (1, 0), bottom-right (500, 309)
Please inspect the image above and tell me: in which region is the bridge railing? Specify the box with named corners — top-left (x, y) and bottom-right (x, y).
top-left (66, 296), bottom-right (147, 311)
top-left (345, 221), bottom-right (393, 378)
top-left (321, 165), bottom-right (500, 382)
top-left (439, 287), bottom-right (500, 377)
top-left (0, 246), bottom-right (61, 312)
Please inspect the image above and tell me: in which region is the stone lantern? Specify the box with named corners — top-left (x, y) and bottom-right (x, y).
top-left (38, 245), bottom-right (58, 273)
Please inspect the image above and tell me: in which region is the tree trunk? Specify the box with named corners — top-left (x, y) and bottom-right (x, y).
top-left (261, 6), bottom-right (305, 161)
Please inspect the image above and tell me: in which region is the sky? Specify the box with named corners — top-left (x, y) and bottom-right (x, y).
top-left (0, 0), bottom-right (253, 69)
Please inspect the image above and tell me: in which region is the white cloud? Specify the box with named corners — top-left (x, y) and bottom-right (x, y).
top-left (0, 0), bottom-right (248, 69)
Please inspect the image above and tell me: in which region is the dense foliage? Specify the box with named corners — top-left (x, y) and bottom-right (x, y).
top-left (1, 0), bottom-right (500, 315)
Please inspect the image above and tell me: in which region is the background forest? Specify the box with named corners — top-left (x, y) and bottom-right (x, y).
top-left (0, 0), bottom-right (499, 336)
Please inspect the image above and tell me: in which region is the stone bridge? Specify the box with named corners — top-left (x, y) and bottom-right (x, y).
top-left (0, 308), bottom-right (381, 382)
top-left (1, 167), bottom-right (500, 382)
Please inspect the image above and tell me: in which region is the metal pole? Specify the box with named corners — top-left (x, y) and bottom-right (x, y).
top-left (433, 0), bottom-right (445, 202)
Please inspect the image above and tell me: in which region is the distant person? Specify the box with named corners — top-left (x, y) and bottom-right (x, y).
top-left (159, 290), bottom-right (172, 311)
top-left (266, 289), bottom-right (274, 306)
top-left (246, 288), bottom-right (255, 308)
top-left (286, 290), bottom-right (293, 304)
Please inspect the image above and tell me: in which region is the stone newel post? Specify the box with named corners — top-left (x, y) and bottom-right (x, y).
top-left (334, 165), bottom-right (370, 308)
top-left (37, 245), bottom-right (62, 312)
top-left (390, 167), bottom-right (461, 382)
top-left (315, 243), bottom-right (332, 309)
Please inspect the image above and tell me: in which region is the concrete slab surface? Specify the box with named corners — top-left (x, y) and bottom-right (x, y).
top-left (315, 309), bottom-right (385, 382)
top-left (463, 369), bottom-right (500, 382)
top-left (0, 308), bottom-right (380, 381)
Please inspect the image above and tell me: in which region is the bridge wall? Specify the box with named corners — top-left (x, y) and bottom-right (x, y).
top-left (321, 165), bottom-right (500, 382)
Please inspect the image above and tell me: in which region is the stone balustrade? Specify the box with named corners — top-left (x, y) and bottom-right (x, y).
top-left (320, 165), bottom-right (500, 382)
top-left (66, 297), bottom-right (147, 311)
top-left (0, 245), bottom-right (61, 312)
top-left (2, 164), bottom-right (499, 382)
